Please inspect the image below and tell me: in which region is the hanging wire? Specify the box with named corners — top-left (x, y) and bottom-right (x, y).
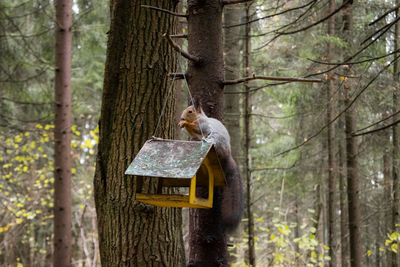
top-left (177, 50), bottom-right (206, 140)
top-left (152, 67), bottom-right (178, 137)
top-left (152, 42), bottom-right (206, 140)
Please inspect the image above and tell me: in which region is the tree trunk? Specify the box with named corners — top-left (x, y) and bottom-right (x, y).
top-left (54, 0), bottom-right (73, 265)
top-left (187, 1), bottom-right (228, 265)
top-left (223, 3), bottom-right (243, 264)
top-left (326, 0), bottom-right (337, 265)
top-left (94, 1), bottom-right (185, 266)
top-left (383, 112), bottom-right (393, 266)
top-left (243, 2), bottom-right (255, 266)
top-left (338, 115), bottom-right (348, 267)
top-left (344, 90), bottom-right (362, 267)
top-left (392, 1), bottom-right (400, 265)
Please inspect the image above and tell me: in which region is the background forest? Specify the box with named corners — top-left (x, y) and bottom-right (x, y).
top-left (1, 0), bottom-right (399, 266)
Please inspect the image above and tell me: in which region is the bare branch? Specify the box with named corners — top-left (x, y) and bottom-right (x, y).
top-left (369, 5), bottom-right (400, 26)
top-left (274, 0), bottom-right (351, 36)
top-left (141, 5), bottom-right (187, 18)
top-left (224, 0), bottom-right (317, 29)
top-left (222, 0), bottom-right (253, 6)
top-left (163, 33), bottom-right (200, 63)
top-left (361, 15), bottom-right (400, 46)
top-left (353, 119), bottom-right (400, 137)
top-left (168, 73), bottom-right (185, 79)
top-left (223, 74), bottom-right (322, 85)
top-left (307, 47), bottom-right (400, 66)
top-left (170, 34), bottom-right (187, 38)
top-left (275, 53), bottom-right (400, 157)
top-left (352, 110), bottom-right (400, 134)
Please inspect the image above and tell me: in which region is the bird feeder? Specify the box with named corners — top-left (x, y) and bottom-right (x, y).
top-left (125, 138), bottom-right (226, 209)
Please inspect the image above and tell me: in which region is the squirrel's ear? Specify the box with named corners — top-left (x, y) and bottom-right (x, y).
top-left (193, 98), bottom-right (202, 111)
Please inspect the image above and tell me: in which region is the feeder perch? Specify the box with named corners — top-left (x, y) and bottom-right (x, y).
top-left (125, 138), bottom-right (226, 209)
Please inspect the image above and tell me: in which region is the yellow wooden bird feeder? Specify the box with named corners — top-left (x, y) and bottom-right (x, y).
top-left (125, 138), bottom-right (226, 208)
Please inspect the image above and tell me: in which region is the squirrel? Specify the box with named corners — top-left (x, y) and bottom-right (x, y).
top-left (178, 105), bottom-right (243, 232)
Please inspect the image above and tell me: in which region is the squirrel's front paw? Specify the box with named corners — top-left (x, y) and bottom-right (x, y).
top-left (178, 120), bottom-right (186, 128)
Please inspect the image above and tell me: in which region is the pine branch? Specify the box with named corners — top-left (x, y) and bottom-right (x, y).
top-left (223, 74), bottom-right (322, 85)
top-left (141, 5), bottom-right (187, 18)
top-left (163, 34), bottom-right (200, 63)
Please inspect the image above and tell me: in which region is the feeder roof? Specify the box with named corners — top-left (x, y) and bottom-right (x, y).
top-left (125, 138), bottom-right (226, 186)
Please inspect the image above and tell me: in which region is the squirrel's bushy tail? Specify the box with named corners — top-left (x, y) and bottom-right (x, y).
top-left (220, 156), bottom-right (243, 232)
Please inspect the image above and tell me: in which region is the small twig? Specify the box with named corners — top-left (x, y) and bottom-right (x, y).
top-left (223, 74), bottom-right (322, 85)
top-left (352, 119), bottom-right (400, 137)
top-left (163, 33), bottom-right (200, 63)
top-left (168, 73), bottom-right (185, 79)
top-left (368, 5), bottom-right (400, 26)
top-left (222, 0), bottom-right (253, 5)
top-left (141, 5), bottom-right (187, 18)
top-left (353, 110), bottom-right (400, 133)
top-left (170, 34), bottom-right (188, 38)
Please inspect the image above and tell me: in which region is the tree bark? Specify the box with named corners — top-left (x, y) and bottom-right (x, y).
top-left (54, 0), bottom-right (73, 265)
top-left (393, 1), bottom-right (400, 265)
top-left (344, 90), bottom-right (362, 267)
top-left (326, 0), bottom-right (337, 265)
top-left (223, 3), bottom-right (243, 264)
top-left (243, 2), bottom-right (255, 266)
top-left (338, 115), bottom-right (348, 267)
top-left (94, 1), bottom-right (185, 266)
top-left (187, 1), bottom-right (228, 265)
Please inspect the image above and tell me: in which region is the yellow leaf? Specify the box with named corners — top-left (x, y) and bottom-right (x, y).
top-left (16, 218), bottom-right (23, 224)
top-left (323, 245), bottom-right (330, 250)
top-left (391, 243), bottom-right (398, 253)
top-left (340, 76), bottom-right (345, 80)
top-left (72, 168), bottom-right (76, 174)
top-left (367, 250), bottom-right (371, 257)
top-left (14, 135), bottom-right (22, 143)
top-left (36, 124), bottom-right (43, 129)
top-left (270, 234), bottom-right (277, 241)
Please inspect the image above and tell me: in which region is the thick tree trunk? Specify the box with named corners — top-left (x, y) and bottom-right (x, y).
top-left (94, 1), bottom-right (185, 266)
top-left (326, 0), bottom-right (337, 265)
top-left (187, 1), bottom-right (228, 265)
top-left (54, 0), bottom-right (72, 265)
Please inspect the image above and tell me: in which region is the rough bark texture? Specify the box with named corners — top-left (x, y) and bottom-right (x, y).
top-left (94, 1), bottom-right (185, 266)
top-left (187, 1), bottom-right (234, 266)
top-left (54, 0), bottom-right (73, 266)
top-left (326, 0), bottom-right (337, 265)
